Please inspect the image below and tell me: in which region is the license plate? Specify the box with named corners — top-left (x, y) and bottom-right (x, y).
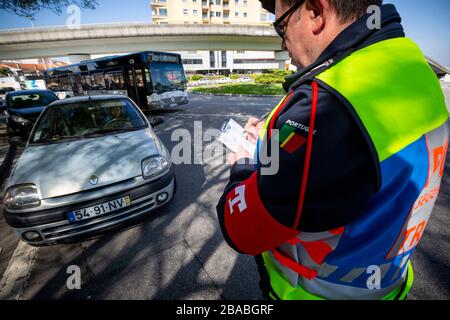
top-left (67, 196), bottom-right (132, 223)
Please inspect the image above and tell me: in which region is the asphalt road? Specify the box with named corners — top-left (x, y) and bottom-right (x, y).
top-left (0, 88), bottom-right (449, 300)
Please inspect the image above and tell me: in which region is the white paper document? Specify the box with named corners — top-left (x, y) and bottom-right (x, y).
top-left (219, 119), bottom-right (257, 157)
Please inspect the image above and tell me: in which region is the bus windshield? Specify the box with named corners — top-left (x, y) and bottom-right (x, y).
top-left (149, 63), bottom-right (186, 94)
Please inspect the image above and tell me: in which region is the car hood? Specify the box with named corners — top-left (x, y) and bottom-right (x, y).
top-left (10, 129), bottom-right (161, 199)
top-left (8, 106), bottom-right (47, 117)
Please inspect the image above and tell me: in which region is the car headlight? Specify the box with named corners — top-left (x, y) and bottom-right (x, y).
top-left (142, 156), bottom-right (169, 179)
top-left (4, 184), bottom-right (41, 210)
top-left (11, 115), bottom-right (30, 125)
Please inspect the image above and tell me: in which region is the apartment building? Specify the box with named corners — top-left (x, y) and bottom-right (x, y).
top-left (151, 0), bottom-right (271, 25)
top-left (150, 0), bottom-right (279, 74)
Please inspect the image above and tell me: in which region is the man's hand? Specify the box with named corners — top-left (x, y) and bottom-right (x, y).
top-left (228, 116), bottom-right (265, 165)
top-left (244, 117), bottom-right (265, 145)
top-left (228, 145), bottom-right (252, 165)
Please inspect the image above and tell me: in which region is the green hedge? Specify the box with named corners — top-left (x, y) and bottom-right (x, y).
top-left (191, 83), bottom-right (285, 96)
top-left (190, 75), bottom-right (204, 81)
top-left (254, 70), bottom-right (294, 84)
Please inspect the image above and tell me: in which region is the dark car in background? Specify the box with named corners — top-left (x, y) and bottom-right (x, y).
top-left (5, 90), bottom-right (59, 139)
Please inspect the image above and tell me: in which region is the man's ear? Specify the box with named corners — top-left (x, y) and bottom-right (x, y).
top-left (305, 0), bottom-right (328, 34)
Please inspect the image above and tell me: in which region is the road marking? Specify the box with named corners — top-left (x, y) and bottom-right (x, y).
top-left (0, 241), bottom-right (38, 300)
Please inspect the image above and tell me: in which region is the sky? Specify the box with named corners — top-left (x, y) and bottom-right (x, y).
top-left (0, 0), bottom-right (449, 65)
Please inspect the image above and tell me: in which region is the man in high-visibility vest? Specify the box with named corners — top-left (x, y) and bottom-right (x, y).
top-left (216, 0), bottom-right (449, 300)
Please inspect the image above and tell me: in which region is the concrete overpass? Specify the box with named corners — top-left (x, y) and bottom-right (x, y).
top-left (0, 23), bottom-right (284, 61)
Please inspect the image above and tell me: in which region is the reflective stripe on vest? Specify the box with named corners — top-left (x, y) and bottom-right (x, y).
top-left (262, 37), bottom-right (449, 300)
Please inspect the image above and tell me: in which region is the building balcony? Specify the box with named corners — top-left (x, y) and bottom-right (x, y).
top-left (151, 0), bottom-right (167, 7)
top-left (152, 13), bottom-right (168, 19)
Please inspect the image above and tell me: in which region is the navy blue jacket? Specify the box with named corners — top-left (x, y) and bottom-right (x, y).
top-left (217, 5), bottom-right (406, 252)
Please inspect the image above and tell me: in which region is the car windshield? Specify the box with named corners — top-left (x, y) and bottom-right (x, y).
top-left (30, 98), bottom-right (147, 144)
top-left (7, 92), bottom-right (57, 109)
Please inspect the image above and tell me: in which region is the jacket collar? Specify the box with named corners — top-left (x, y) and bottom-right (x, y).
top-left (284, 4), bottom-right (405, 91)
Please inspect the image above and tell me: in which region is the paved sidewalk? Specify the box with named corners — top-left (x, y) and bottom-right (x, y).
top-left (0, 120), bottom-right (21, 283)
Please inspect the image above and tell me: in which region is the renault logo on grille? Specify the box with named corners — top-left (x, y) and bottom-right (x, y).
top-left (89, 175), bottom-right (99, 185)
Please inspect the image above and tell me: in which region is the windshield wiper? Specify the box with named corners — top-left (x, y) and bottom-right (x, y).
top-left (32, 135), bottom-right (81, 144)
top-left (82, 127), bottom-right (144, 137)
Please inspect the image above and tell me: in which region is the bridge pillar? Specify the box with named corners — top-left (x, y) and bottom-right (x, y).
top-left (68, 54), bottom-right (91, 64)
top-left (274, 51), bottom-right (290, 71)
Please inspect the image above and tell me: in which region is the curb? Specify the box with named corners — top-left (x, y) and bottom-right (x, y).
top-left (0, 123), bottom-right (17, 187)
top-left (189, 92), bottom-right (284, 98)
top-left (0, 145), bottom-right (16, 187)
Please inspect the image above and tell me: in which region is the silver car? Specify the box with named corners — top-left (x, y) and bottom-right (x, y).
top-left (3, 95), bottom-right (175, 246)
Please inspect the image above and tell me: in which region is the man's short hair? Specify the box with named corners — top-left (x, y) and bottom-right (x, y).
top-left (282, 0), bottom-right (383, 23)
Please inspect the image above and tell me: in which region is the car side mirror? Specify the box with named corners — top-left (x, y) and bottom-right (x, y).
top-left (9, 136), bottom-right (26, 148)
top-left (150, 116), bottom-right (164, 128)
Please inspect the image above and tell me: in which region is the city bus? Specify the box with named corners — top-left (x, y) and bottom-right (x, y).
top-left (44, 51), bottom-right (188, 111)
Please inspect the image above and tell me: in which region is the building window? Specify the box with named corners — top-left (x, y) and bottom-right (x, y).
top-left (215, 0), bottom-right (221, 5)
top-left (210, 11), bottom-right (214, 17)
top-left (243, 12), bottom-right (247, 17)
top-left (235, 0), bottom-right (239, 5)
top-left (193, 0), bottom-right (197, 2)
top-left (159, 8), bottom-right (168, 16)
top-left (221, 51), bottom-right (227, 68)
top-left (210, 51), bottom-right (215, 68)
top-left (233, 58), bottom-right (276, 64)
top-left (183, 9), bottom-right (188, 15)
top-left (236, 50), bottom-right (245, 54)
top-left (182, 59), bottom-right (203, 65)
top-left (235, 12), bottom-right (238, 17)
top-left (243, 0), bottom-right (247, 6)
top-left (91, 73), bottom-right (106, 90)
top-left (261, 13), bottom-right (268, 21)
top-left (216, 11), bottom-right (221, 17)
top-left (193, 9), bottom-right (198, 15)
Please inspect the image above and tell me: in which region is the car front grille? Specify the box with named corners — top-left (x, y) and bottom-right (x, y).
top-left (40, 192), bottom-right (157, 242)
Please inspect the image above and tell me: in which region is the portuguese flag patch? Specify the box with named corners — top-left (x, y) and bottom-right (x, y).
top-left (278, 125), bottom-right (307, 154)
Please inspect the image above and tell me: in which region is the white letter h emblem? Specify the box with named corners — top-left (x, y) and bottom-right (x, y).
top-left (228, 185), bottom-right (247, 214)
